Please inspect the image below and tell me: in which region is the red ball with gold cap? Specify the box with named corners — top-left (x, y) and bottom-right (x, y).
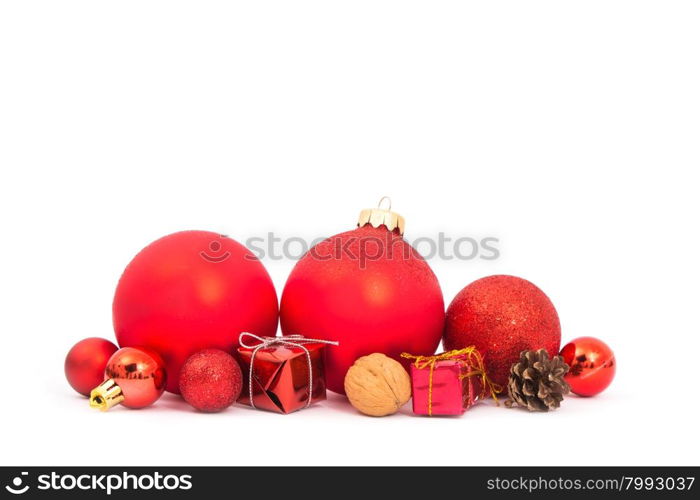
top-left (89, 347), bottom-right (167, 411)
top-left (280, 198), bottom-right (445, 394)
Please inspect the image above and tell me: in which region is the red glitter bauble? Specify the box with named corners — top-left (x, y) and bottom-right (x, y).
top-left (65, 337), bottom-right (118, 396)
top-left (444, 275), bottom-right (561, 388)
top-left (179, 349), bottom-right (243, 412)
top-left (113, 230), bottom-right (278, 393)
top-left (560, 336), bottom-right (615, 397)
top-left (280, 210), bottom-right (444, 394)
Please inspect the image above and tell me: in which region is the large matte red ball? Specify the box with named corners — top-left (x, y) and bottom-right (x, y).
top-left (113, 231), bottom-right (278, 393)
top-left (280, 225), bottom-right (445, 394)
top-left (444, 275), bottom-right (561, 388)
top-left (65, 337), bottom-right (118, 396)
top-left (179, 349), bottom-right (243, 412)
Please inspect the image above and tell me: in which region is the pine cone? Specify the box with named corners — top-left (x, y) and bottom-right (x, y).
top-left (505, 349), bottom-right (571, 412)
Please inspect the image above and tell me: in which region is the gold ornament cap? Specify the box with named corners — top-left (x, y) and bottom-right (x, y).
top-left (357, 197), bottom-right (405, 235)
top-left (89, 379), bottom-right (125, 412)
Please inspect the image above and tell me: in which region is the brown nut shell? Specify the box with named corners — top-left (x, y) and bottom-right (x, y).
top-left (344, 353), bottom-right (412, 416)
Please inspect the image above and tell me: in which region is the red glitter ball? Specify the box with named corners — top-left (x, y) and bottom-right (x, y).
top-left (443, 275), bottom-right (561, 388)
top-left (179, 349), bottom-right (243, 412)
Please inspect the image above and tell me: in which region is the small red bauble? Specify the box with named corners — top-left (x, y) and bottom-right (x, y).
top-left (280, 201), bottom-right (445, 394)
top-left (90, 347), bottom-right (167, 411)
top-left (560, 336), bottom-right (615, 397)
top-left (113, 230), bottom-right (278, 393)
top-left (444, 275), bottom-right (561, 388)
top-left (179, 349), bottom-right (243, 412)
top-left (65, 337), bottom-right (118, 396)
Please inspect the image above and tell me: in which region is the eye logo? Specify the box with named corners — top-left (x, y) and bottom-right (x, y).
top-left (5, 472), bottom-right (29, 495)
top-left (200, 240), bottom-right (231, 263)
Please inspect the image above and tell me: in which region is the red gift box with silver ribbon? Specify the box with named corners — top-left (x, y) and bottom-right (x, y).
top-left (237, 333), bottom-right (338, 414)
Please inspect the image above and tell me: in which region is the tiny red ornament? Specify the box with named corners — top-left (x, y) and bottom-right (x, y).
top-left (64, 337), bottom-right (119, 397)
top-left (444, 275), bottom-right (561, 388)
top-left (89, 347), bottom-right (167, 411)
top-left (113, 230), bottom-right (278, 393)
top-left (280, 199), bottom-right (445, 394)
top-left (560, 336), bottom-right (615, 397)
top-left (179, 349), bottom-right (243, 412)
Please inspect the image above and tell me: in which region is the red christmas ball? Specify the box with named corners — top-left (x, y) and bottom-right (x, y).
top-left (65, 337), bottom-right (118, 396)
top-left (179, 349), bottom-right (243, 412)
top-left (444, 275), bottom-right (561, 388)
top-left (280, 203), bottom-right (444, 394)
top-left (100, 347), bottom-right (167, 409)
top-left (113, 230), bottom-right (278, 393)
top-left (560, 336), bottom-right (615, 397)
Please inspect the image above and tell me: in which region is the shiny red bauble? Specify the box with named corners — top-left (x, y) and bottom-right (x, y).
top-left (179, 349), bottom-right (243, 412)
top-left (281, 220), bottom-right (444, 394)
top-left (102, 347), bottom-right (167, 409)
top-left (65, 337), bottom-right (118, 396)
top-left (113, 230), bottom-right (278, 393)
top-left (444, 275), bottom-right (561, 388)
top-left (560, 336), bottom-right (615, 397)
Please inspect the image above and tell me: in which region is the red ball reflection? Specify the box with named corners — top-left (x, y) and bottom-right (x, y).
top-left (560, 336), bottom-right (615, 397)
top-left (104, 347), bottom-right (167, 408)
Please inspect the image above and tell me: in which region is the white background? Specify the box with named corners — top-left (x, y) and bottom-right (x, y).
top-left (1, 1), bottom-right (698, 466)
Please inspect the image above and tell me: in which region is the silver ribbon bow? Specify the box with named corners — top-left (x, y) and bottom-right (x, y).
top-left (238, 333), bottom-right (339, 410)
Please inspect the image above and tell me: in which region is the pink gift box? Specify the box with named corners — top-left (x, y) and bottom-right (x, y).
top-left (409, 359), bottom-right (484, 416)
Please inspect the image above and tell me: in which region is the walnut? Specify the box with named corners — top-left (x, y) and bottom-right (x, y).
top-left (344, 353), bottom-right (412, 416)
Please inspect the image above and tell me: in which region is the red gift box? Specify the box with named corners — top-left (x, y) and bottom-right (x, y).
top-left (237, 333), bottom-right (338, 414)
top-left (402, 348), bottom-right (499, 416)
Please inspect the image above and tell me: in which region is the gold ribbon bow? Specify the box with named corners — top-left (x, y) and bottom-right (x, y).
top-left (401, 347), bottom-right (502, 415)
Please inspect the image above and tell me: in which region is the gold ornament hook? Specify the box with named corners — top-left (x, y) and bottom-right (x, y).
top-left (357, 197), bottom-right (405, 235)
top-left (89, 379), bottom-right (125, 412)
